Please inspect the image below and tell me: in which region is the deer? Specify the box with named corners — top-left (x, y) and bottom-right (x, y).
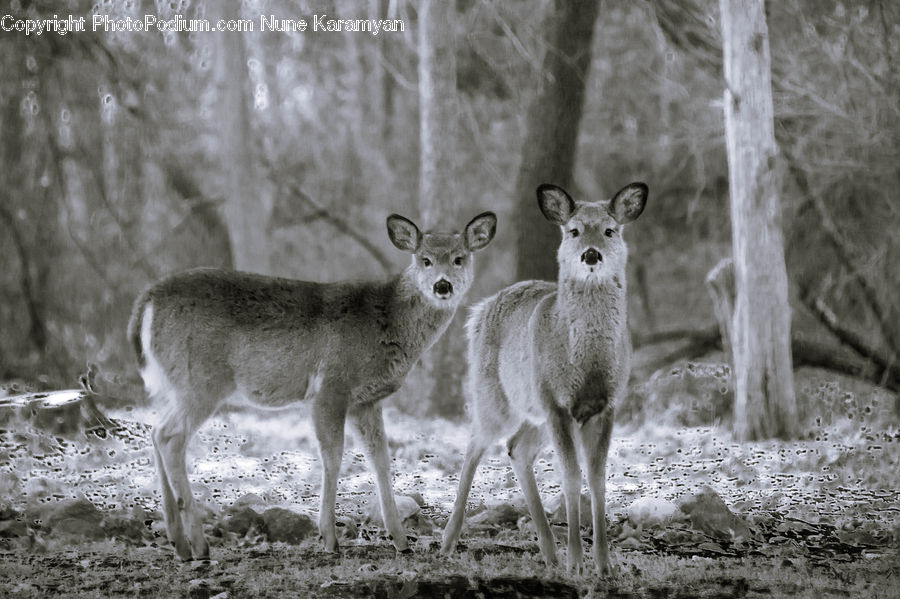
top-left (128, 211), bottom-right (497, 561)
top-left (441, 182), bottom-right (647, 576)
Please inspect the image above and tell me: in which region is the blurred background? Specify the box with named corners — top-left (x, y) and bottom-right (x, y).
top-left (1, 0), bottom-right (897, 420)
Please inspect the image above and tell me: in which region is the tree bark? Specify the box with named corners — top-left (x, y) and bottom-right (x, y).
top-left (513, 0), bottom-right (600, 281)
top-left (418, 0), bottom-right (465, 416)
top-left (720, 0), bottom-right (797, 440)
top-left (418, 0), bottom-right (461, 228)
top-left (211, 0), bottom-right (268, 273)
top-left (706, 257), bottom-right (736, 361)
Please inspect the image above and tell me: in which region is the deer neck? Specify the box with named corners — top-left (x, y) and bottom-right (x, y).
top-left (556, 275), bottom-right (627, 367)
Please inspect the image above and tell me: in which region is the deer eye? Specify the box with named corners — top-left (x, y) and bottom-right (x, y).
top-left (604, 228), bottom-right (615, 237)
top-left (569, 229), bottom-right (580, 238)
top-left (422, 257), bottom-right (432, 267)
top-left (453, 256), bottom-right (464, 266)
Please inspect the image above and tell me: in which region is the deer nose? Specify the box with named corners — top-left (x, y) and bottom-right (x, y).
top-left (434, 279), bottom-right (453, 297)
top-left (581, 248), bottom-right (601, 266)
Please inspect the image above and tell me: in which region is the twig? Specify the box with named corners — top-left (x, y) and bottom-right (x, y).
top-left (632, 325), bottom-right (721, 351)
top-left (0, 202), bottom-right (47, 350)
top-left (781, 143), bottom-right (900, 356)
top-left (805, 295), bottom-right (900, 391)
top-left (376, 52), bottom-right (417, 92)
top-left (285, 182), bottom-right (394, 274)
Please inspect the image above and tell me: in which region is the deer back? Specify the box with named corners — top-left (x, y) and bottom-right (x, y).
top-left (128, 211), bottom-right (497, 409)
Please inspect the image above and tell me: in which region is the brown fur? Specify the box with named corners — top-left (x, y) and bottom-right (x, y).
top-left (442, 183), bottom-right (647, 576)
top-left (131, 212), bottom-right (496, 561)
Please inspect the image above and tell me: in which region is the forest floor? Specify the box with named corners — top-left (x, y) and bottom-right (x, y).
top-left (1, 362), bottom-right (898, 598)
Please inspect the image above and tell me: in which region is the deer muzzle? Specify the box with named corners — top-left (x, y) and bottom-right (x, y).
top-left (581, 248), bottom-right (601, 266)
top-left (433, 278), bottom-right (453, 298)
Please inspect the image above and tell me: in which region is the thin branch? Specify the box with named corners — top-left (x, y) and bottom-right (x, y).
top-left (71, 135), bottom-right (158, 279)
top-left (806, 295), bottom-right (900, 391)
top-left (460, 98), bottom-right (507, 187)
top-left (0, 202), bottom-right (47, 350)
top-left (37, 67), bottom-right (120, 289)
top-left (485, 3), bottom-right (543, 72)
top-left (286, 182), bottom-right (394, 274)
top-left (877, 0), bottom-right (896, 86)
top-left (376, 52), bottom-right (418, 92)
top-left (632, 325), bottom-right (721, 350)
top-left (780, 143), bottom-right (900, 356)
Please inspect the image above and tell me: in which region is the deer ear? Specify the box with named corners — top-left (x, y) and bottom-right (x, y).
top-left (465, 212), bottom-right (497, 251)
top-left (537, 184), bottom-right (575, 225)
top-left (608, 182), bottom-right (648, 224)
top-left (386, 214), bottom-right (421, 252)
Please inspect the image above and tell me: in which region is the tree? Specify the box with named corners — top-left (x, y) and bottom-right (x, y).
top-left (514, 0), bottom-right (600, 281)
top-left (211, 0), bottom-right (269, 273)
top-left (719, 0), bottom-right (797, 439)
top-left (418, 0), bottom-right (465, 415)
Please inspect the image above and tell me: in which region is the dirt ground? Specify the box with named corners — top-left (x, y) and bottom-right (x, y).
top-left (1, 364), bottom-right (898, 598)
top-left (2, 537), bottom-right (897, 598)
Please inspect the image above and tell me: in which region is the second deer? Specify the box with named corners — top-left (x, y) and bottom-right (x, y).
top-left (129, 211), bottom-right (496, 561)
top-left (441, 182), bottom-right (648, 575)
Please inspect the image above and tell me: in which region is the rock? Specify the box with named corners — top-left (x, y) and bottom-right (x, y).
top-left (222, 506), bottom-right (266, 537)
top-left (24, 476), bottom-right (61, 500)
top-left (546, 492), bottom-right (592, 530)
top-left (261, 508), bottom-right (315, 544)
top-left (366, 495), bottom-right (420, 527)
top-left (53, 517), bottom-right (108, 539)
top-left (406, 514), bottom-right (436, 536)
top-left (469, 503), bottom-right (522, 528)
top-left (44, 498), bottom-right (105, 539)
top-left (151, 519), bottom-right (168, 537)
top-left (0, 471), bottom-right (21, 496)
top-left (0, 519), bottom-right (30, 538)
top-left (230, 493), bottom-right (267, 511)
top-left (677, 486), bottom-right (752, 541)
top-left (619, 536), bottom-right (642, 550)
top-left (102, 513), bottom-right (149, 543)
top-left (627, 496), bottom-right (680, 528)
top-left (0, 502), bottom-right (19, 521)
top-left (336, 517), bottom-right (358, 540)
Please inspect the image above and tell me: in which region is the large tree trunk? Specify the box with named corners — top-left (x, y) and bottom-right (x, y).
top-left (418, 0), bottom-right (465, 416)
top-left (418, 0), bottom-right (461, 228)
top-left (720, 0), bottom-right (797, 440)
top-left (514, 0), bottom-right (600, 281)
top-left (211, 0), bottom-right (268, 273)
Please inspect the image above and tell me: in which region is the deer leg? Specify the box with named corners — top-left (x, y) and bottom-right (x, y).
top-left (548, 406), bottom-right (583, 575)
top-left (153, 399), bottom-right (214, 561)
top-left (508, 421), bottom-right (557, 567)
top-left (350, 402), bottom-right (408, 552)
top-left (152, 440), bottom-right (190, 561)
top-left (441, 433), bottom-right (491, 554)
top-left (313, 393), bottom-right (346, 552)
top-left (576, 409), bottom-right (614, 576)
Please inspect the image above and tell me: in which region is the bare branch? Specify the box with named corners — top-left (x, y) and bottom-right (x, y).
top-left (806, 295), bottom-right (900, 391)
top-left (781, 143), bottom-right (900, 356)
top-left (0, 202), bottom-right (47, 350)
top-left (286, 182), bottom-right (394, 274)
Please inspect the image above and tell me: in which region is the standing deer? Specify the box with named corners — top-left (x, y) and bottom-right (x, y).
top-left (441, 182), bottom-right (647, 575)
top-left (129, 212), bottom-right (496, 561)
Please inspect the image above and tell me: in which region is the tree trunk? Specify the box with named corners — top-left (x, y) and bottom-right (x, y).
top-left (514, 0), bottom-right (600, 281)
top-left (367, 0), bottom-right (394, 142)
top-left (418, 0), bottom-right (465, 416)
top-left (719, 0), bottom-right (797, 440)
top-left (211, 0), bottom-right (268, 273)
top-left (418, 0), bottom-right (461, 228)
